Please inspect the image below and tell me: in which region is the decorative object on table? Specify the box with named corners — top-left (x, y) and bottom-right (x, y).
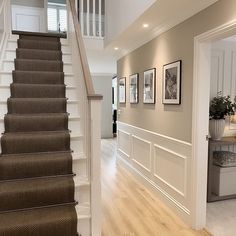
top-left (143, 68), bottom-right (156, 104)
top-left (130, 73), bottom-right (139, 104)
top-left (213, 151), bottom-right (236, 167)
top-left (163, 60), bottom-right (182, 105)
top-left (119, 77), bottom-right (126, 104)
top-left (209, 92), bottom-right (236, 140)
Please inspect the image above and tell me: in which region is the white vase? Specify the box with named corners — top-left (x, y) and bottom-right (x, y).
top-left (209, 119), bottom-right (225, 140)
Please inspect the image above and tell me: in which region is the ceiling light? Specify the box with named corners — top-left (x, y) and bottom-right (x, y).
top-left (114, 47), bottom-right (119, 50)
top-left (143, 24), bottom-right (149, 28)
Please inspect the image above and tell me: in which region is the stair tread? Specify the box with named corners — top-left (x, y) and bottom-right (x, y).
top-left (0, 204), bottom-right (77, 236)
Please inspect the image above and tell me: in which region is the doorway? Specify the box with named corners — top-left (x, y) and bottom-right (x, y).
top-left (192, 19), bottom-right (236, 231)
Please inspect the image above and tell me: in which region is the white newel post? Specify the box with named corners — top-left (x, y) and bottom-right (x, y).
top-left (89, 98), bottom-right (102, 236)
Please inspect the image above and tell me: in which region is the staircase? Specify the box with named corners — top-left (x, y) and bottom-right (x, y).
top-left (0, 0), bottom-right (102, 235)
top-left (0, 32), bottom-right (79, 235)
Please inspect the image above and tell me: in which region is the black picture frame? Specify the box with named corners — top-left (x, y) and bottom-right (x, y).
top-left (119, 77), bottom-right (126, 104)
top-left (143, 68), bottom-right (156, 104)
top-left (129, 73), bottom-right (139, 104)
top-left (163, 60), bottom-right (182, 105)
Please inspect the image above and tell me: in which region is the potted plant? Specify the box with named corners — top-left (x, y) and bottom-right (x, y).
top-left (209, 92), bottom-right (236, 140)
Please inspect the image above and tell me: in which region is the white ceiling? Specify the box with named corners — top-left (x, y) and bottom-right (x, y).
top-left (86, 0), bottom-right (219, 74)
top-left (106, 0), bottom-right (219, 59)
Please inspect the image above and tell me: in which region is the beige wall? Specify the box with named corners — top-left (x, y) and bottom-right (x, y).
top-left (117, 0), bottom-right (236, 143)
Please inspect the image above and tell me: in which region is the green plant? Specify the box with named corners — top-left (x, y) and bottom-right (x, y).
top-left (209, 92), bottom-right (236, 120)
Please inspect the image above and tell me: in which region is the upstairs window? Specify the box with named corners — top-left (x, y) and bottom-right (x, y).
top-left (47, 3), bottom-right (67, 33)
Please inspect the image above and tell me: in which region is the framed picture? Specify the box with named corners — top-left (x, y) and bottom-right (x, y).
top-left (119, 77), bottom-right (126, 103)
top-left (130, 73), bottom-right (139, 104)
top-left (163, 60), bottom-right (182, 105)
top-left (143, 68), bottom-right (156, 104)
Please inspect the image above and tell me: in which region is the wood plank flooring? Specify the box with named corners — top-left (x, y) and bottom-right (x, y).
top-left (101, 139), bottom-right (212, 236)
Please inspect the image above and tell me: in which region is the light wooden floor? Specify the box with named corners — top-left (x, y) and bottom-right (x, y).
top-left (101, 139), bottom-right (211, 236)
top-left (207, 199), bottom-right (236, 236)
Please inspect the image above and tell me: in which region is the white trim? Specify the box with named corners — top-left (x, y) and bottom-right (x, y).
top-left (154, 144), bottom-right (187, 197)
top-left (117, 121), bottom-right (192, 224)
top-left (131, 135), bottom-right (152, 173)
top-left (192, 19), bottom-right (236, 229)
top-left (118, 121), bottom-right (191, 147)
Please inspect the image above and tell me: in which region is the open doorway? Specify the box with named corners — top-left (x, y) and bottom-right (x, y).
top-left (206, 35), bottom-right (236, 236)
top-left (192, 20), bottom-right (236, 234)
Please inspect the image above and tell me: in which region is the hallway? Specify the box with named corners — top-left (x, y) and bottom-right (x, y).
top-left (101, 139), bottom-right (211, 236)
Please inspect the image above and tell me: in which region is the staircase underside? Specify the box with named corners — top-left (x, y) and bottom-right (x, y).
top-left (0, 32), bottom-right (78, 235)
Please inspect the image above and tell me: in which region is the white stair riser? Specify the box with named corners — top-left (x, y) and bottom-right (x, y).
top-left (0, 86), bottom-right (77, 101)
top-left (7, 42), bottom-right (17, 50)
top-left (73, 159), bottom-right (87, 176)
top-left (71, 137), bottom-right (83, 153)
top-left (2, 61), bottom-right (72, 73)
top-left (69, 118), bottom-right (81, 134)
top-left (0, 119), bottom-right (3, 134)
top-left (4, 51), bottom-right (15, 60)
top-left (67, 102), bottom-right (80, 116)
top-left (0, 103), bottom-right (7, 119)
top-left (77, 219), bottom-right (90, 236)
top-left (0, 73), bottom-right (75, 86)
top-left (75, 185), bottom-right (90, 205)
top-left (0, 87), bottom-right (10, 100)
top-left (0, 102), bottom-right (80, 117)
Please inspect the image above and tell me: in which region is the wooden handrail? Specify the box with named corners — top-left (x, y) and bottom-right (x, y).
top-left (68, 0), bottom-right (102, 100)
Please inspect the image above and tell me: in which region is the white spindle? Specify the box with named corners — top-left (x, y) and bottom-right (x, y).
top-left (92, 0), bottom-right (95, 37)
top-left (86, 0), bottom-right (89, 36)
top-left (99, 0), bottom-right (102, 37)
top-left (80, 0), bottom-right (84, 36)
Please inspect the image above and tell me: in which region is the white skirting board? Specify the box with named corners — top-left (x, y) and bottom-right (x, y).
top-left (117, 121), bottom-right (193, 226)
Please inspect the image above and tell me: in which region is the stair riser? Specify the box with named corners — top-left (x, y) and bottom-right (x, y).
top-left (71, 137), bottom-right (83, 153)
top-left (1, 117), bottom-right (81, 134)
top-left (77, 218), bottom-right (90, 236)
top-left (0, 180), bottom-right (89, 212)
top-left (2, 61), bottom-right (72, 73)
top-left (73, 159), bottom-right (87, 176)
top-left (1, 134), bottom-right (71, 154)
top-left (7, 41), bottom-right (71, 54)
top-left (0, 178), bottom-right (74, 211)
top-left (68, 118), bottom-right (81, 134)
top-left (0, 102), bottom-right (80, 117)
top-left (75, 185), bottom-right (90, 206)
top-left (0, 73), bottom-right (75, 86)
top-left (4, 51), bottom-right (72, 63)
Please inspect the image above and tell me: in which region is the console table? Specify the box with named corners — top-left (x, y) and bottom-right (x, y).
top-left (208, 136), bottom-right (236, 202)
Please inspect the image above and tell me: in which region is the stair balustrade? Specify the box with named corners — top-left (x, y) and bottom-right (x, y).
top-left (68, 0), bottom-right (102, 235)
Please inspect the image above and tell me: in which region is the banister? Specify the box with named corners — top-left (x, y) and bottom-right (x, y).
top-left (68, 0), bottom-right (102, 100)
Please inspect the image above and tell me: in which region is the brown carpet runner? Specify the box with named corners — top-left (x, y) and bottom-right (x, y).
top-left (0, 32), bottom-right (77, 235)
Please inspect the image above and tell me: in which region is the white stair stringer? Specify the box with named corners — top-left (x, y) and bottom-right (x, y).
top-left (61, 40), bottom-right (91, 235)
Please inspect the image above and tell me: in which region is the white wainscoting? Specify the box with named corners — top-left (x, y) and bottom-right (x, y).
top-left (211, 40), bottom-right (236, 136)
top-left (11, 5), bottom-right (46, 32)
top-left (117, 122), bottom-right (192, 224)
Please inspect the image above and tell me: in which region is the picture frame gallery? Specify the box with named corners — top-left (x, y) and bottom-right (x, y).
top-left (118, 61), bottom-right (181, 105)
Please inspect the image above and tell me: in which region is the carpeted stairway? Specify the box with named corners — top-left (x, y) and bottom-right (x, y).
top-left (0, 33), bottom-right (78, 235)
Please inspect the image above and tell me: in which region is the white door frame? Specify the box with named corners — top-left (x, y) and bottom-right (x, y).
top-left (192, 19), bottom-right (236, 229)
